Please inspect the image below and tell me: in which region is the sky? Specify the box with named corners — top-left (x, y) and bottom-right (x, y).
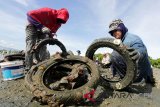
top-left (0, 0), bottom-right (159, 59)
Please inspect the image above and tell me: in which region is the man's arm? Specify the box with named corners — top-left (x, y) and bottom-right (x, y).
top-left (130, 39), bottom-right (147, 61)
top-left (50, 24), bottom-right (61, 33)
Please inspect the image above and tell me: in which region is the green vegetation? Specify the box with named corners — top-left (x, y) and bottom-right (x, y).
top-left (94, 53), bottom-right (103, 61)
top-left (0, 50), bottom-right (20, 56)
top-left (149, 57), bottom-right (160, 69)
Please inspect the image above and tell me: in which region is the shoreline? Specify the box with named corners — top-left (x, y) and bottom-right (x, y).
top-left (0, 68), bottom-right (159, 107)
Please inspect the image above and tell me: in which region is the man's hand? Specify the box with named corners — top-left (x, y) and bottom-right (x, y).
top-left (42, 27), bottom-right (51, 34)
top-left (51, 33), bottom-right (57, 38)
top-left (127, 47), bottom-right (140, 61)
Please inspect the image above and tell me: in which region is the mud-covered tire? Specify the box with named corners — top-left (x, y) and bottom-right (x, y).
top-left (67, 50), bottom-right (74, 56)
top-left (33, 38), bottom-right (67, 62)
top-left (0, 59), bottom-right (4, 63)
top-left (25, 55), bottom-right (100, 105)
top-left (85, 38), bottom-right (137, 90)
top-left (4, 53), bottom-right (25, 61)
top-left (25, 60), bottom-right (49, 90)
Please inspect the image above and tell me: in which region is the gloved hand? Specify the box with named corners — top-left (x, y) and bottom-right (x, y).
top-left (45, 33), bottom-right (57, 39)
top-left (42, 27), bottom-right (51, 34)
top-left (127, 47), bottom-right (140, 62)
top-left (51, 33), bottom-right (57, 38)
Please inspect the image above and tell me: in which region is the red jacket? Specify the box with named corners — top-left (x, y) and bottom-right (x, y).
top-left (27, 7), bottom-right (69, 33)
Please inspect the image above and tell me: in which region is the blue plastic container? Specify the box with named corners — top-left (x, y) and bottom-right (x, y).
top-left (0, 61), bottom-right (24, 81)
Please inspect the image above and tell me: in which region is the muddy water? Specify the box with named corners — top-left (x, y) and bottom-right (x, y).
top-left (0, 68), bottom-right (160, 107)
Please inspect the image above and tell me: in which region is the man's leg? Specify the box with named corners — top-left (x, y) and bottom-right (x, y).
top-left (145, 68), bottom-right (155, 85)
top-left (111, 51), bottom-right (127, 78)
top-left (25, 24), bottom-right (38, 71)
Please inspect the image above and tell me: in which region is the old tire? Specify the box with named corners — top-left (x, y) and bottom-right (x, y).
top-left (25, 55), bottom-right (100, 105)
top-left (4, 53), bottom-right (25, 61)
top-left (25, 60), bottom-right (50, 91)
top-left (33, 38), bottom-right (67, 63)
top-left (85, 38), bottom-right (137, 90)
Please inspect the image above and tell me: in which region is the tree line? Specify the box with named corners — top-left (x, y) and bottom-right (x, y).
top-left (0, 50), bottom-right (20, 55)
top-left (0, 50), bottom-right (159, 69)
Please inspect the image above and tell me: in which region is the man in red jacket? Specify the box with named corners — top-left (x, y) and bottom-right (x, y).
top-left (25, 7), bottom-right (69, 71)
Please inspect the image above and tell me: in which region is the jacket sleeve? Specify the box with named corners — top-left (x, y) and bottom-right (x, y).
top-left (130, 39), bottom-right (147, 60)
top-left (50, 24), bottom-right (61, 33)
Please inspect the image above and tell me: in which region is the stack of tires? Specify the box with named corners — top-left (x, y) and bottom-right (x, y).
top-left (24, 37), bottom-right (137, 106)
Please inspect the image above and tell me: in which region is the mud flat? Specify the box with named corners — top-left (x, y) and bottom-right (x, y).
top-left (0, 69), bottom-right (47, 107)
top-left (0, 68), bottom-right (160, 107)
top-left (98, 68), bottom-right (160, 107)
